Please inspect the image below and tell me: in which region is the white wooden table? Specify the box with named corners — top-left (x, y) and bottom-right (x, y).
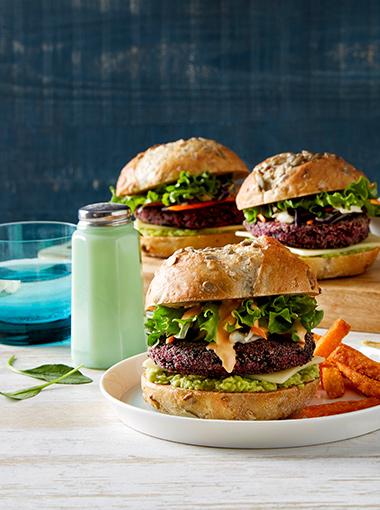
top-left (1, 341), bottom-right (379, 510)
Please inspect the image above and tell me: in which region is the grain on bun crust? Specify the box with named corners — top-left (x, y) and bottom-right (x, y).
top-left (145, 237), bottom-right (320, 306)
top-left (141, 374), bottom-right (319, 420)
top-left (303, 247), bottom-right (379, 280)
top-left (140, 230), bottom-right (242, 258)
top-left (236, 151), bottom-right (363, 210)
top-left (116, 137), bottom-right (249, 196)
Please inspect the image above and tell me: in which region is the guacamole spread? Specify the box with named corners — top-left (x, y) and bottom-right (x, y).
top-left (145, 364), bottom-right (319, 393)
top-left (302, 247), bottom-right (375, 259)
top-left (135, 219), bottom-right (240, 237)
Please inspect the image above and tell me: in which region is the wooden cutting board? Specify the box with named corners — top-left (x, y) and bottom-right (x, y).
top-left (142, 255), bottom-right (380, 333)
top-left (316, 257), bottom-right (380, 333)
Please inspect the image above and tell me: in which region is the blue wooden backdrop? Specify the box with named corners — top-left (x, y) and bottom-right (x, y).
top-left (1, 0), bottom-right (380, 223)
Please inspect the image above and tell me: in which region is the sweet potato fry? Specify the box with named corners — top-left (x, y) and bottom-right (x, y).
top-left (341, 375), bottom-right (356, 390)
top-left (329, 344), bottom-right (380, 381)
top-left (318, 360), bottom-right (334, 389)
top-left (290, 398), bottom-right (380, 419)
top-left (314, 319), bottom-right (351, 358)
top-left (321, 365), bottom-right (345, 398)
top-left (335, 362), bottom-right (380, 398)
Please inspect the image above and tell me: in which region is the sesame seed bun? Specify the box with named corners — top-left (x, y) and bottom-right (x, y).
top-left (236, 151), bottom-right (363, 210)
top-left (116, 137), bottom-right (249, 196)
top-left (145, 237), bottom-right (319, 307)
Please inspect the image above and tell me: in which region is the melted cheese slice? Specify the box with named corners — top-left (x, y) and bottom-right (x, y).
top-left (207, 301), bottom-right (237, 373)
top-left (236, 232), bottom-right (380, 258)
top-left (251, 356), bottom-right (324, 384)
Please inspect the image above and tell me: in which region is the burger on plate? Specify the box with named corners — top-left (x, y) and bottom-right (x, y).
top-left (236, 151), bottom-right (380, 279)
top-left (142, 237), bottom-right (324, 420)
top-left (111, 137), bottom-right (249, 258)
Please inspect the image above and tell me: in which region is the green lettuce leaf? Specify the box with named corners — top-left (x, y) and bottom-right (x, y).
top-left (145, 295), bottom-right (323, 345)
top-left (145, 307), bottom-right (184, 346)
top-left (229, 295), bottom-right (323, 342)
top-left (172, 314), bottom-right (198, 339)
top-left (227, 299), bottom-right (261, 331)
top-left (198, 304), bottom-right (219, 342)
top-left (244, 176), bottom-right (380, 223)
top-left (111, 171), bottom-right (233, 212)
top-left (145, 304), bottom-right (220, 346)
top-left (110, 186), bottom-right (147, 213)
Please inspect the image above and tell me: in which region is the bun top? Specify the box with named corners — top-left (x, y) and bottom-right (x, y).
top-left (236, 150), bottom-right (363, 210)
top-left (146, 237), bottom-right (319, 307)
top-left (116, 137), bottom-right (249, 196)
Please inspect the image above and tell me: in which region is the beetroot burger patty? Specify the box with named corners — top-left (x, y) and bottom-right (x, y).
top-left (148, 333), bottom-right (315, 378)
top-left (135, 201), bottom-right (244, 229)
top-left (244, 214), bottom-right (369, 249)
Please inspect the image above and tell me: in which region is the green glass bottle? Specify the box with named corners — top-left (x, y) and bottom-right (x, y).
top-left (71, 203), bottom-right (145, 369)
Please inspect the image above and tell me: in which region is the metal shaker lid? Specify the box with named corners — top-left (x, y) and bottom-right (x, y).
top-left (78, 203), bottom-right (132, 226)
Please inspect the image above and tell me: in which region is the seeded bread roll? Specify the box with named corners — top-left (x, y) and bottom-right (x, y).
top-left (116, 137), bottom-right (249, 196)
top-left (236, 151), bottom-right (363, 210)
top-left (140, 230), bottom-right (242, 258)
top-left (141, 374), bottom-right (319, 420)
top-left (303, 248), bottom-right (380, 280)
top-left (146, 237), bottom-right (319, 307)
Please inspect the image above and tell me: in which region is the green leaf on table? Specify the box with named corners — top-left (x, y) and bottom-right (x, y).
top-left (1, 357), bottom-right (92, 401)
top-left (0, 386), bottom-right (43, 400)
top-left (7, 355), bottom-right (92, 384)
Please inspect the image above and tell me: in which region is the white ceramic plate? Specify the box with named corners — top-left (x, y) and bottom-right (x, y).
top-left (100, 332), bottom-right (380, 448)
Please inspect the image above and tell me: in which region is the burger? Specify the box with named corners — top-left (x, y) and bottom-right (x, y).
top-left (142, 237), bottom-right (324, 420)
top-left (236, 151), bottom-right (380, 279)
top-left (111, 137), bottom-right (249, 258)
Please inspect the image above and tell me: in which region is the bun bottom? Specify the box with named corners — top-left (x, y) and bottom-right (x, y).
top-left (140, 231), bottom-right (241, 258)
top-left (141, 374), bottom-right (319, 420)
top-left (302, 248), bottom-right (379, 280)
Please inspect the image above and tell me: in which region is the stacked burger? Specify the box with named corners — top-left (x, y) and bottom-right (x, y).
top-left (112, 137), bottom-right (249, 258)
top-left (236, 151), bottom-right (380, 279)
top-left (142, 237), bottom-right (324, 420)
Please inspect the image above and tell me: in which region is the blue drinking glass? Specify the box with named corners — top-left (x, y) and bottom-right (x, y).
top-left (0, 222), bottom-right (76, 345)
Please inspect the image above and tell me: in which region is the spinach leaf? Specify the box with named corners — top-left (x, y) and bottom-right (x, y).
top-left (0, 386), bottom-right (43, 400)
top-left (7, 355), bottom-right (92, 384)
top-left (1, 359), bottom-right (92, 401)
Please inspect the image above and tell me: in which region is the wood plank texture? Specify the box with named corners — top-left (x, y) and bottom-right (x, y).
top-left (318, 257), bottom-right (380, 332)
top-left (0, 341), bottom-right (379, 509)
top-left (1, 0), bottom-right (380, 223)
top-left (143, 255), bottom-right (380, 333)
